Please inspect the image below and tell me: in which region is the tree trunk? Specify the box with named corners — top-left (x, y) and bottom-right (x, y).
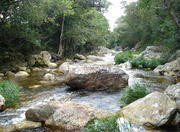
top-left (164, 0), bottom-right (180, 31)
top-left (58, 15), bottom-right (65, 57)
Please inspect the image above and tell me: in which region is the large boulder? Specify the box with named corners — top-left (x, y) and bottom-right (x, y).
top-left (118, 92), bottom-right (176, 128)
top-left (26, 103), bottom-right (58, 122)
top-left (65, 64), bottom-right (128, 91)
top-left (165, 82), bottom-right (180, 125)
top-left (0, 95), bottom-right (5, 112)
top-left (15, 71), bottom-right (29, 78)
top-left (26, 101), bottom-right (110, 131)
top-left (29, 51), bottom-right (57, 68)
top-left (165, 82), bottom-right (180, 109)
top-left (154, 57), bottom-right (180, 77)
top-left (140, 46), bottom-right (162, 60)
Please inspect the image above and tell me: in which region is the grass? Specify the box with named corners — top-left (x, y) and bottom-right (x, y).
top-left (114, 51), bottom-right (133, 64)
top-left (120, 83), bottom-right (150, 105)
top-left (0, 81), bottom-right (21, 107)
top-left (85, 114), bottom-right (119, 132)
top-left (114, 51), bottom-right (141, 64)
top-left (131, 56), bottom-right (165, 69)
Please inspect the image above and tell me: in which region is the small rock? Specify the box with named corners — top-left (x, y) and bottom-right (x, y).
top-left (48, 63), bottom-right (57, 68)
top-left (44, 73), bottom-right (55, 81)
top-left (0, 95), bottom-right (5, 112)
top-left (74, 54), bottom-right (86, 60)
top-left (19, 66), bottom-right (27, 71)
top-left (32, 67), bottom-right (42, 72)
top-left (5, 71), bottom-right (15, 78)
top-left (29, 85), bottom-right (41, 89)
top-left (15, 71), bottom-right (29, 78)
top-left (0, 73), bottom-right (4, 77)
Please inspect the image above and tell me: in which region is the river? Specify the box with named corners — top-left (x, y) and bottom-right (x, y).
top-left (0, 50), bottom-right (178, 132)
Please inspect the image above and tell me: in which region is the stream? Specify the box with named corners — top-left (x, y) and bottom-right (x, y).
top-left (0, 50), bottom-right (178, 132)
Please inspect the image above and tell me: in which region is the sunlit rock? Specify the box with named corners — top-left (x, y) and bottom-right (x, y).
top-left (44, 73), bottom-right (55, 81)
top-left (118, 92), bottom-right (176, 128)
top-left (140, 46), bottom-right (162, 60)
top-left (74, 54), bottom-right (86, 60)
top-left (0, 95), bottom-right (5, 112)
top-left (154, 57), bottom-right (180, 77)
top-left (5, 71), bottom-right (15, 78)
top-left (26, 101), bottom-right (110, 131)
top-left (165, 82), bottom-right (180, 125)
top-left (15, 71), bottom-right (29, 78)
top-left (45, 101), bottom-right (110, 131)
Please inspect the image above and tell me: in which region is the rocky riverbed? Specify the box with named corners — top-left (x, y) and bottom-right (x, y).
top-left (0, 47), bottom-right (179, 132)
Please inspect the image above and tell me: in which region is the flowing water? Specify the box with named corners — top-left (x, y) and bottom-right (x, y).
top-left (0, 50), bottom-right (178, 132)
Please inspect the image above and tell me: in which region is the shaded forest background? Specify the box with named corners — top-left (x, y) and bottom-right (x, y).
top-left (0, 0), bottom-right (180, 65)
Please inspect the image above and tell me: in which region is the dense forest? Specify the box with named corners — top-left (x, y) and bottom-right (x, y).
top-left (0, 0), bottom-right (110, 64)
top-left (110, 0), bottom-right (180, 53)
top-left (1, 0), bottom-right (180, 64)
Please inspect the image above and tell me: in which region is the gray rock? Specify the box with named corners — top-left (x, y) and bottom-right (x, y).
top-left (154, 57), bottom-right (180, 77)
top-left (118, 92), bottom-right (176, 128)
top-left (66, 64), bottom-right (128, 91)
top-left (140, 46), bottom-right (162, 60)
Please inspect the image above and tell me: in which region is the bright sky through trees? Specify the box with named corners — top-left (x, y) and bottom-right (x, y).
top-left (104, 0), bottom-right (138, 31)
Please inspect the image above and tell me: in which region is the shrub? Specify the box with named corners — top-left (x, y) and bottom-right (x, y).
top-left (114, 51), bottom-right (133, 64)
top-left (131, 56), bottom-right (165, 69)
top-left (0, 81), bottom-right (21, 107)
top-left (85, 115), bottom-right (119, 132)
top-left (120, 83), bottom-right (150, 104)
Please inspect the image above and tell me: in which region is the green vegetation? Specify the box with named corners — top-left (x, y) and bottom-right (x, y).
top-left (0, 81), bottom-right (21, 107)
top-left (0, 0), bottom-right (110, 64)
top-left (109, 0), bottom-right (180, 54)
top-left (131, 56), bottom-right (165, 69)
top-left (85, 115), bottom-right (119, 132)
top-left (114, 51), bottom-right (133, 64)
top-left (114, 51), bottom-right (141, 64)
top-left (120, 83), bottom-right (150, 105)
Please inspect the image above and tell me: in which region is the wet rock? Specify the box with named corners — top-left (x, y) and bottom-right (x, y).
top-left (140, 46), bottom-right (162, 60)
top-left (66, 64), bottom-right (128, 91)
top-left (15, 71), bottom-right (29, 78)
top-left (0, 95), bottom-right (5, 112)
top-left (74, 54), bottom-right (86, 60)
top-left (154, 57), bottom-right (180, 77)
top-left (118, 92), bottom-right (176, 128)
top-left (44, 73), bottom-right (55, 81)
top-left (45, 101), bottom-right (110, 131)
top-left (5, 71), bottom-right (15, 78)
